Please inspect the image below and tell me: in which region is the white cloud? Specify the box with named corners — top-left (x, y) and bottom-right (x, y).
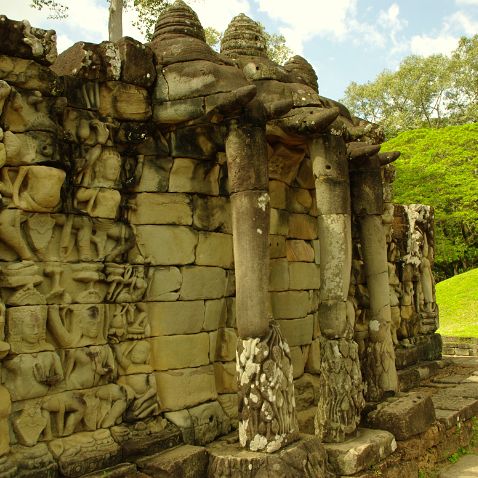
top-left (410, 34), bottom-right (459, 56)
top-left (255, 0), bottom-right (358, 54)
top-left (193, 0), bottom-right (251, 32)
top-left (455, 0), bottom-right (478, 5)
top-left (447, 11), bottom-right (478, 36)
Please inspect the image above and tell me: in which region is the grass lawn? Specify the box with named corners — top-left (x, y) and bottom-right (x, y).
top-left (436, 268), bottom-right (478, 337)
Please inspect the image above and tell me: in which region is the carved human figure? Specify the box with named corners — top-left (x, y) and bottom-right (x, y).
top-left (419, 234), bottom-right (435, 314)
top-left (7, 305), bottom-right (53, 353)
top-left (0, 165), bottom-right (65, 212)
top-left (114, 341), bottom-right (160, 421)
top-left (2, 351), bottom-right (63, 400)
top-left (83, 384), bottom-right (127, 430)
top-left (0, 303), bottom-right (11, 459)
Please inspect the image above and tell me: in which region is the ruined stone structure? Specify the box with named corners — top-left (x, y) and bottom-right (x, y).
top-left (0, 2), bottom-right (440, 476)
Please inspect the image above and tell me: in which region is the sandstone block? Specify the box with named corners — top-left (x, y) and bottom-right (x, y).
top-left (146, 267), bottom-right (182, 302)
top-left (269, 235), bottom-right (286, 258)
top-left (289, 262), bottom-right (320, 290)
top-left (268, 142), bottom-right (305, 185)
top-left (149, 301), bottom-right (204, 336)
top-left (155, 366), bottom-right (217, 410)
top-left (170, 124), bottom-right (224, 160)
top-left (270, 208), bottom-right (289, 235)
top-left (288, 213), bottom-right (318, 240)
top-left (99, 81), bottom-right (151, 120)
top-left (210, 328), bottom-right (237, 362)
top-left (271, 291), bottom-right (310, 319)
top-left (305, 338), bottom-right (321, 373)
top-left (278, 316), bottom-right (313, 346)
top-left (324, 428), bottom-right (396, 475)
top-left (133, 156), bottom-right (173, 193)
top-left (116, 37), bottom-right (156, 87)
top-left (286, 240), bottom-right (315, 262)
top-left (366, 391), bottom-right (436, 440)
top-left (196, 232), bottom-right (233, 268)
top-left (128, 193), bottom-right (192, 225)
top-left (180, 266), bottom-right (226, 300)
top-left (150, 333), bottom-right (209, 370)
top-left (169, 158), bottom-right (220, 195)
top-left (290, 346), bottom-right (305, 379)
top-left (214, 362), bottom-right (237, 393)
top-left (269, 180), bottom-right (288, 209)
top-left (188, 401), bottom-right (231, 445)
top-left (217, 394), bottom-right (238, 422)
top-left (289, 188), bottom-right (313, 214)
top-left (136, 444), bottom-right (208, 478)
top-left (203, 299), bottom-right (227, 331)
top-left (132, 225), bottom-right (197, 265)
top-left (192, 196), bottom-right (231, 233)
top-left (269, 259), bottom-right (289, 291)
top-left (296, 158), bottom-right (315, 189)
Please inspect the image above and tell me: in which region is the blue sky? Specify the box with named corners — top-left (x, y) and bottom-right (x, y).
top-left (1, 0), bottom-right (477, 100)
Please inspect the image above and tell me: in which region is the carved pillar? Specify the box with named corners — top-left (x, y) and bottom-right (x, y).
top-left (309, 134), bottom-right (364, 442)
top-left (350, 152), bottom-right (399, 401)
top-left (226, 118), bottom-right (298, 452)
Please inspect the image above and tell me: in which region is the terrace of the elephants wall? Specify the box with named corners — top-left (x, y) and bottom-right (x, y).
top-left (0, 3), bottom-right (440, 477)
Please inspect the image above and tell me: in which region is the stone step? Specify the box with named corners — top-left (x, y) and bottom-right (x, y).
top-left (136, 444), bottom-right (208, 478)
top-left (323, 428), bottom-right (396, 476)
top-left (83, 463), bottom-right (150, 478)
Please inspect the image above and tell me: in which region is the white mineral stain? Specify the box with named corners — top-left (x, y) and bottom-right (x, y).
top-left (369, 320), bottom-right (380, 332)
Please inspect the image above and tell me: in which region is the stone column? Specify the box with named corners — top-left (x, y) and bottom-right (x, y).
top-left (309, 134), bottom-right (364, 442)
top-left (226, 118), bottom-right (298, 453)
top-left (349, 151), bottom-right (399, 401)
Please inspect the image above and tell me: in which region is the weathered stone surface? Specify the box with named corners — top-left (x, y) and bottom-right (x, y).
top-left (207, 434), bottom-right (329, 478)
top-left (155, 366), bottom-right (217, 411)
top-left (324, 428), bottom-right (396, 475)
top-left (269, 180), bottom-right (288, 209)
top-left (149, 301), bottom-right (204, 336)
top-left (0, 16), bottom-right (57, 65)
top-left (203, 299), bottom-right (227, 331)
top-left (82, 463), bottom-right (146, 477)
top-left (278, 317), bottom-right (313, 347)
top-left (146, 267), bottom-right (182, 301)
top-left (289, 262), bottom-right (320, 290)
top-left (0, 55), bottom-right (61, 95)
top-left (270, 208), bottom-right (289, 235)
top-left (180, 266), bottom-right (227, 300)
top-left (305, 338), bottom-right (321, 373)
top-left (269, 235), bottom-right (286, 258)
top-left (99, 82), bottom-right (151, 120)
top-left (217, 394), bottom-right (239, 423)
top-left (188, 401), bottom-right (231, 445)
top-left (128, 193), bottom-right (192, 225)
top-left (196, 232), bottom-right (233, 268)
top-left (290, 346), bottom-right (305, 378)
top-left (269, 259), bottom-right (289, 291)
top-left (132, 226), bottom-right (197, 265)
top-left (271, 291), bottom-right (310, 319)
top-left (286, 239), bottom-right (315, 262)
top-left (214, 361), bottom-right (237, 393)
top-left (209, 328), bottom-right (237, 362)
top-left (366, 391), bottom-right (436, 440)
top-left (150, 333), bottom-right (210, 370)
top-left (133, 156), bottom-right (173, 193)
top-left (288, 213), bottom-right (318, 240)
top-left (137, 444), bottom-right (208, 478)
top-left (169, 158), bottom-right (220, 195)
top-left (192, 196), bottom-right (232, 233)
top-left (116, 37), bottom-right (156, 87)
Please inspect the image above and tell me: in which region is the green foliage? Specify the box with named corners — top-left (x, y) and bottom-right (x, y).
top-left (342, 35), bottom-right (478, 138)
top-left (448, 446), bottom-right (468, 464)
top-left (381, 124), bottom-right (478, 278)
top-left (30, 0), bottom-right (69, 19)
top-left (436, 268), bottom-right (478, 336)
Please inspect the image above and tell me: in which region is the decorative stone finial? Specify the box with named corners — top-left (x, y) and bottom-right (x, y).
top-left (221, 13), bottom-right (268, 58)
top-left (152, 0), bottom-right (206, 42)
top-left (284, 55), bottom-right (319, 92)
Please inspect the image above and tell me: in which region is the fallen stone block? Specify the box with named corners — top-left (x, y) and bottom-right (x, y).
top-left (136, 444), bottom-right (208, 478)
top-left (324, 428), bottom-right (396, 476)
top-left (366, 391), bottom-right (435, 440)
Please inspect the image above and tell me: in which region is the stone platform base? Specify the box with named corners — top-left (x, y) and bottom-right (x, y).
top-left (207, 433), bottom-right (331, 478)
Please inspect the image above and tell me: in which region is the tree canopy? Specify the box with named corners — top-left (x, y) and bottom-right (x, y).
top-left (342, 35), bottom-right (478, 138)
top-left (381, 123), bottom-right (478, 280)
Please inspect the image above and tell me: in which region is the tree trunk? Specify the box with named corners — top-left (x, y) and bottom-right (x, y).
top-left (108, 0), bottom-right (123, 42)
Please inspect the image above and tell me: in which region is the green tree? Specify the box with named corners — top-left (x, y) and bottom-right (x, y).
top-left (342, 54), bottom-right (452, 138)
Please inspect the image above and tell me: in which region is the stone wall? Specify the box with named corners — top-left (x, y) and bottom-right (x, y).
top-left (0, 6), bottom-right (441, 477)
